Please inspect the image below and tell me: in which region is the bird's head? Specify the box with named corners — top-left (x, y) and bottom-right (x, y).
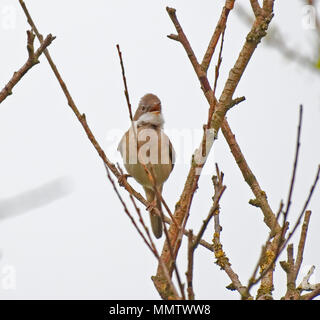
top-left (134, 93), bottom-right (164, 128)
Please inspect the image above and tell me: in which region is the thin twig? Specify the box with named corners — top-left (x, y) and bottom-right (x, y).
top-left (283, 105), bottom-right (303, 225)
top-left (212, 206), bottom-right (250, 299)
top-left (294, 210), bottom-right (312, 280)
top-left (116, 44), bottom-right (133, 121)
top-left (194, 165), bottom-right (226, 250)
top-left (161, 214), bottom-right (214, 253)
top-left (207, 29), bottom-right (226, 129)
top-left (212, 171), bottom-right (250, 299)
top-left (280, 164), bottom-right (320, 253)
top-left (196, 164), bottom-right (249, 299)
top-left (103, 164), bottom-right (153, 252)
top-left (186, 230), bottom-right (195, 300)
top-left (279, 210), bottom-right (312, 300)
top-left (213, 30), bottom-right (225, 95)
top-left (255, 105), bottom-right (305, 298)
top-left (185, 165), bottom-right (226, 300)
top-left (253, 104), bottom-right (303, 299)
top-left (201, 0), bottom-right (235, 72)
top-left (158, 190), bottom-right (186, 300)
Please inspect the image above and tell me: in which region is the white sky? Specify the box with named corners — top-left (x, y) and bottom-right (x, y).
top-left (0, 0), bottom-right (319, 300)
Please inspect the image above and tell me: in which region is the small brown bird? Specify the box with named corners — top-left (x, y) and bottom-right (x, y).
top-left (118, 94), bottom-right (175, 238)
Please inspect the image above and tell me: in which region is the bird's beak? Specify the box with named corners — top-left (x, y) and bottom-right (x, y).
top-left (149, 103), bottom-right (161, 114)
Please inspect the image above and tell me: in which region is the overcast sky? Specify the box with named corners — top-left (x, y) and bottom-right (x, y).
top-left (0, 0), bottom-right (319, 300)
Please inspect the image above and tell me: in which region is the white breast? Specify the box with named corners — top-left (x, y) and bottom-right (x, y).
top-left (136, 112), bottom-right (164, 128)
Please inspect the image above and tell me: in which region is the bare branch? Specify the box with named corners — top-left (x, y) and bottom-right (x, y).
top-left (115, 167), bottom-right (181, 300)
top-left (222, 121), bottom-right (280, 234)
top-left (297, 265), bottom-right (320, 300)
top-left (201, 0), bottom-right (235, 72)
top-left (237, 3), bottom-right (320, 74)
top-left (250, 0), bottom-right (263, 17)
top-left (167, 3), bottom-right (279, 236)
top-left (211, 170), bottom-right (250, 299)
top-left (153, 2), bottom-right (277, 297)
top-left (262, 0), bottom-right (275, 13)
top-left (300, 284), bottom-right (320, 300)
top-left (159, 194), bottom-right (186, 300)
top-left (166, 7), bottom-right (204, 82)
top-left (280, 244), bottom-right (300, 300)
top-left (213, 210), bottom-right (250, 299)
top-left (294, 210), bottom-right (312, 280)
top-left (161, 214), bottom-right (215, 253)
top-left (248, 162), bottom-right (319, 298)
top-left (211, 9), bottom-right (274, 136)
top-left (184, 165), bottom-right (227, 299)
top-left (245, 201), bottom-right (284, 297)
top-left (186, 230), bottom-right (195, 300)
top-left (0, 31), bottom-right (55, 104)
top-left (298, 265), bottom-right (317, 292)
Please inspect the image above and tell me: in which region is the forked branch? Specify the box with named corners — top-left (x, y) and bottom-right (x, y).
top-left (0, 30), bottom-right (55, 103)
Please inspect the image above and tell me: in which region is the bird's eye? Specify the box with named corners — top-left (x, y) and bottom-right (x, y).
top-left (141, 106), bottom-right (146, 111)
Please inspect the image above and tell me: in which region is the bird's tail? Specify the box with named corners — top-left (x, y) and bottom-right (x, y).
top-left (150, 196), bottom-right (163, 239)
top-left (144, 187), bottom-right (163, 239)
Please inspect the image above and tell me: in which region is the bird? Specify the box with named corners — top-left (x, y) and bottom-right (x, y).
top-left (118, 93), bottom-right (175, 238)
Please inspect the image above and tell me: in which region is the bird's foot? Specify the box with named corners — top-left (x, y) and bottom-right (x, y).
top-left (118, 174), bottom-right (131, 187)
top-left (146, 198), bottom-right (157, 213)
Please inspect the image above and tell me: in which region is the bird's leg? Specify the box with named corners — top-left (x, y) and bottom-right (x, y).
top-left (146, 198), bottom-right (157, 214)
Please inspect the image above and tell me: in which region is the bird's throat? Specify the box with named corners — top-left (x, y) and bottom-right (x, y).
top-left (136, 112), bottom-right (164, 128)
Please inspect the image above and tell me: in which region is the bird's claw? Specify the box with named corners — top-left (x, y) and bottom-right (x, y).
top-left (118, 174), bottom-right (131, 186)
top-left (146, 199), bottom-right (157, 213)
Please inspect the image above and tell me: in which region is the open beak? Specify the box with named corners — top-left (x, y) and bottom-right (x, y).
top-left (149, 103), bottom-right (161, 114)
